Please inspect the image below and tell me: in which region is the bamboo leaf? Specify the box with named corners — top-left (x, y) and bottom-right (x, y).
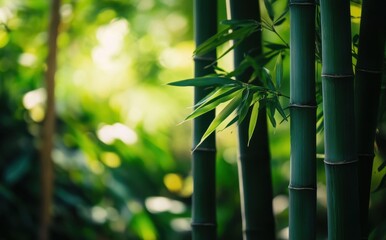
top-left (249, 69), bottom-right (260, 83)
top-left (216, 39), bottom-right (244, 61)
top-left (245, 55), bottom-right (261, 72)
top-left (194, 86), bottom-right (242, 108)
top-left (222, 114), bottom-right (239, 130)
top-left (193, 87), bottom-right (221, 107)
top-left (186, 102), bottom-right (218, 121)
top-left (264, 0), bottom-right (275, 21)
top-left (317, 120), bottom-right (324, 134)
top-left (260, 17), bottom-right (274, 31)
top-left (213, 65), bottom-right (228, 75)
top-left (248, 101), bottom-right (260, 145)
top-left (227, 57), bottom-right (253, 78)
top-left (274, 97), bottom-right (287, 121)
top-left (275, 52), bottom-right (283, 89)
top-left (194, 24), bottom-right (259, 57)
top-left (197, 92), bottom-right (243, 147)
top-left (273, 17), bottom-right (286, 26)
top-left (193, 27), bottom-right (231, 56)
top-left (243, 52), bottom-right (278, 80)
top-left (262, 67), bottom-right (276, 91)
top-left (265, 42), bottom-right (289, 51)
top-left (255, 50), bottom-right (278, 64)
top-left (237, 88), bottom-right (253, 124)
top-left (316, 108), bottom-right (324, 133)
top-left (250, 90), bottom-right (264, 101)
top-left (273, 8), bottom-right (289, 25)
top-left (169, 76), bottom-right (240, 87)
top-left (266, 100), bottom-right (276, 127)
top-left (186, 88), bottom-right (243, 120)
top-left (352, 34), bottom-right (359, 46)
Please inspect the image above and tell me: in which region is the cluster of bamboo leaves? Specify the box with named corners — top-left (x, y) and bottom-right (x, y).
top-left (169, 12), bottom-right (290, 145)
top-left (169, 2), bottom-right (368, 147)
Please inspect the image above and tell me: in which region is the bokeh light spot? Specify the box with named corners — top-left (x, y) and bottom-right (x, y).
top-left (101, 152), bottom-right (121, 168)
top-left (91, 206), bottom-right (108, 223)
top-left (97, 123), bottom-right (138, 145)
top-left (23, 88), bottom-right (46, 109)
top-left (145, 196), bottom-right (186, 214)
top-left (29, 105), bottom-right (45, 122)
top-left (18, 53), bottom-right (37, 67)
top-left (163, 173), bottom-right (183, 193)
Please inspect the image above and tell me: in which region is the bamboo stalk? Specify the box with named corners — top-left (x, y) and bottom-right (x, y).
top-left (320, 0), bottom-right (361, 238)
top-left (39, 0), bottom-right (60, 240)
top-left (192, 0), bottom-right (217, 239)
top-left (355, 0), bottom-right (386, 238)
top-left (228, 0), bottom-right (276, 239)
top-left (289, 0), bottom-right (316, 239)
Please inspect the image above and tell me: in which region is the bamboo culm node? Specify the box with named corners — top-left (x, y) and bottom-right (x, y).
top-left (323, 158), bottom-right (358, 166)
top-left (288, 103), bottom-right (317, 109)
top-left (289, 2), bottom-right (315, 6)
top-left (191, 147), bottom-right (216, 153)
top-left (191, 223), bottom-right (216, 227)
top-left (288, 185), bottom-right (316, 191)
top-left (321, 74), bottom-right (354, 79)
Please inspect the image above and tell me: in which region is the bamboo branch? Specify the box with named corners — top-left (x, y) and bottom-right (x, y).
top-left (39, 0), bottom-right (60, 239)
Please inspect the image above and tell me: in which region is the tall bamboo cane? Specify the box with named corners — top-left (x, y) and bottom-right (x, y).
top-left (191, 0), bottom-right (217, 239)
top-left (40, 0), bottom-right (60, 239)
top-left (228, 0), bottom-right (276, 239)
top-left (289, 0), bottom-right (316, 239)
top-left (355, 0), bottom-right (386, 238)
top-left (320, 0), bottom-right (361, 238)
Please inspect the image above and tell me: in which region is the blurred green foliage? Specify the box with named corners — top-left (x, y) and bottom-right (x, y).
top-left (0, 0), bottom-right (385, 239)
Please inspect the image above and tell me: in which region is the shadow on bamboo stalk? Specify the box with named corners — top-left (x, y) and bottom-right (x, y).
top-left (355, 0), bottom-right (386, 238)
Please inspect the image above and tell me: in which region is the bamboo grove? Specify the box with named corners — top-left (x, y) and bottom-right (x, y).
top-left (171, 0), bottom-right (386, 238)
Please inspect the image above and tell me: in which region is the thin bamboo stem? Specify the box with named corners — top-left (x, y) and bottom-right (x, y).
top-left (192, 0), bottom-right (217, 239)
top-left (39, 0), bottom-right (60, 240)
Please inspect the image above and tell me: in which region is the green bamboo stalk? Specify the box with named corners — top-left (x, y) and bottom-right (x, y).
top-left (289, 0), bottom-right (316, 239)
top-left (355, 0), bottom-right (386, 238)
top-left (228, 0), bottom-right (276, 239)
top-left (192, 0), bottom-right (217, 239)
top-left (40, 0), bottom-right (60, 239)
top-left (320, 0), bottom-right (361, 238)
